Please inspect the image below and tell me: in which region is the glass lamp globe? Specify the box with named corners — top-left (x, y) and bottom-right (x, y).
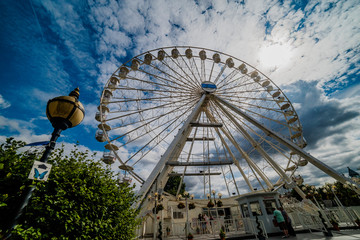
top-left (46, 88), bottom-right (85, 130)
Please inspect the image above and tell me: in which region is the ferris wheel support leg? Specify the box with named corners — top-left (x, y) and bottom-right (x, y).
top-left (205, 109), bottom-right (254, 192)
top-left (214, 95), bottom-right (360, 195)
top-left (215, 100), bottom-right (297, 189)
top-left (136, 94), bottom-right (206, 204)
top-left (207, 107), bottom-right (273, 189)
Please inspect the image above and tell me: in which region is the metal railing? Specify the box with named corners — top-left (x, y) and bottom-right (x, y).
top-left (242, 217), bottom-right (268, 239)
top-left (163, 218), bottom-right (245, 239)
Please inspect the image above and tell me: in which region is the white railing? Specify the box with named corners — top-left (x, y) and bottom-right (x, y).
top-left (163, 218), bottom-right (245, 239)
top-left (238, 217), bottom-right (267, 239)
top-left (323, 207), bottom-right (358, 226)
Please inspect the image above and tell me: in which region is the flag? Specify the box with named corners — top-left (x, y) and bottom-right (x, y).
top-left (348, 167), bottom-right (360, 178)
top-left (25, 141), bottom-right (49, 147)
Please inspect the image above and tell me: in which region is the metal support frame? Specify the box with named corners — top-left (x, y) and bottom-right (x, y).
top-left (214, 95), bottom-right (360, 194)
top-left (205, 109), bottom-right (254, 192)
top-left (136, 94), bottom-right (206, 205)
top-left (214, 99), bottom-right (307, 198)
top-left (166, 160), bottom-right (233, 166)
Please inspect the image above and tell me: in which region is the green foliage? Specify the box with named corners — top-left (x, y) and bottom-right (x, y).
top-left (164, 173), bottom-right (185, 196)
top-left (0, 138), bottom-right (140, 239)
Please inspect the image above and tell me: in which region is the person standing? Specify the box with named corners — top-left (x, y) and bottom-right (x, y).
top-left (273, 208), bottom-right (289, 238)
top-left (279, 207), bottom-right (296, 236)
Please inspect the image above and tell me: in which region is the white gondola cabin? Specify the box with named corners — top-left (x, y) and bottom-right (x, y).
top-left (213, 53), bottom-right (220, 63)
top-left (108, 76), bottom-right (120, 90)
top-left (185, 49), bottom-right (192, 59)
top-left (101, 143), bottom-right (119, 164)
top-left (144, 53), bottom-right (152, 65)
top-left (199, 50), bottom-right (206, 60)
top-left (118, 66), bottom-right (129, 79)
top-left (102, 89), bottom-right (113, 104)
top-left (119, 165), bottom-right (134, 184)
top-left (95, 105), bottom-right (109, 122)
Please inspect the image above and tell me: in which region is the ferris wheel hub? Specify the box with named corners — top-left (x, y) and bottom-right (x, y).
top-left (201, 81), bottom-right (217, 93)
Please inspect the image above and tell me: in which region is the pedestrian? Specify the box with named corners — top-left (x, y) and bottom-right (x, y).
top-left (279, 207), bottom-right (296, 236)
top-left (198, 214), bottom-right (204, 233)
top-left (203, 213), bottom-right (210, 233)
top-left (273, 208), bottom-right (289, 238)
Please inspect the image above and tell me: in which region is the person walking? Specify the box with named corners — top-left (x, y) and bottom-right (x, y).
top-left (273, 208), bottom-right (289, 238)
top-left (280, 207), bottom-right (296, 236)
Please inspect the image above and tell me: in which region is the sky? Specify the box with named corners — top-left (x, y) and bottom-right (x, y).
top-left (0, 0), bottom-right (359, 195)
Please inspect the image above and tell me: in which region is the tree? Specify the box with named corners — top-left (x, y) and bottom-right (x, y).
top-left (164, 173), bottom-right (186, 196)
top-left (289, 182), bottom-right (360, 207)
top-left (0, 138), bottom-right (140, 239)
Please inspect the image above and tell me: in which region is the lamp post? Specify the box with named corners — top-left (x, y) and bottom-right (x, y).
top-left (178, 192), bottom-right (193, 239)
top-left (6, 88), bottom-right (85, 236)
top-left (211, 191), bottom-right (223, 235)
top-left (149, 192), bottom-right (163, 240)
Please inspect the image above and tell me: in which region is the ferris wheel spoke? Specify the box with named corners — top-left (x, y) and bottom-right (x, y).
top-left (215, 68), bottom-right (239, 88)
top-left (135, 68), bottom-right (195, 92)
top-left (122, 99), bottom-right (201, 163)
top-left (209, 99), bottom-right (288, 133)
top-left (217, 74), bottom-right (255, 91)
top-left (136, 53), bottom-right (197, 91)
top-left (109, 98), bottom-right (198, 142)
top-left (128, 109), bottom-right (193, 166)
top-left (177, 54), bottom-right (201, 86)
top-left (127, 75), bottom-right (193, 93)
top-left (208, 62), bottom-right (215, 82)
top-left (146, 63), bottom-right (199, 92)
top-left (200, 59), bottom-right (206, 83)
top-left (219, 95), bottom-right (275, 103)
top-left (113, 86), bottom-right (195, 95)
top-left (189, 57), bottom-right (202, 85)
top-left (114, 101), bottom-right (196, 129)
top-left (213, 65), bottom-right (227, 84)
top-left (108, 95), bottom-right (194, 104)
top-left (105, 96), bottom-right (199, 122)
top-left (161, 53), bottom-right (199, 89)
top-left (216, 84), bottom-right (265, 95)
top-left (217, 74), bottom-right (249, 90)
top-left (220, 97), bottom-right (286, 117)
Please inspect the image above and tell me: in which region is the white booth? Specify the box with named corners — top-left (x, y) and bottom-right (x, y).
top-left (236, 192), bottom-right (282, 234)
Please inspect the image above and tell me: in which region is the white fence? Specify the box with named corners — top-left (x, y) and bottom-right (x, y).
top-left (136, 206), bottom-right (360, 239)
top-left (163, 218), bottom-right (245, 239)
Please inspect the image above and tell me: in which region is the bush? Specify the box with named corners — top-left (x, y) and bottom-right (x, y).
top-left (0, 138), bottom-right (140, 239)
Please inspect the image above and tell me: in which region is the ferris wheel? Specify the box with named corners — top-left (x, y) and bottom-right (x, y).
top-left (95, 46), bottom-right (357, 201)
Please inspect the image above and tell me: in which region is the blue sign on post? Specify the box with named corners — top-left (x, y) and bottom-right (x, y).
top-left (28, 160), bottom-right (52, 181)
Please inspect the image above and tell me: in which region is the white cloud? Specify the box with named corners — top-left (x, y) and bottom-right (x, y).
top-left (0, 94), bottom-right (10, 109)
top-left (2, 0), bottom-right (359, 197)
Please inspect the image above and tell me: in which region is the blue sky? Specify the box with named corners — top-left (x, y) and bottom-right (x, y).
top-left (0, 0), bottom-right (359, 191)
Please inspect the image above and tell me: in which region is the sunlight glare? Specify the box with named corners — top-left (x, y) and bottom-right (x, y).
top-left (259, 43), bottom-right (293, 69)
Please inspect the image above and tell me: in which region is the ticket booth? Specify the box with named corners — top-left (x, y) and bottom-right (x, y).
top-left (236, 192), bottom-right (282, 234)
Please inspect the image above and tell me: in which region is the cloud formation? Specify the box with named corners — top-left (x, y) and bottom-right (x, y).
top-left (0, 0), bottom-right (359, 195)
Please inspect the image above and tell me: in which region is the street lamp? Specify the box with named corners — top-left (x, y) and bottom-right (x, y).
top-left (148, 192), bottom-right (164, 240)
top-left (7, 88), bottom-right (85, 235)
top-left (177, 192), bottom-right (193, 238)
